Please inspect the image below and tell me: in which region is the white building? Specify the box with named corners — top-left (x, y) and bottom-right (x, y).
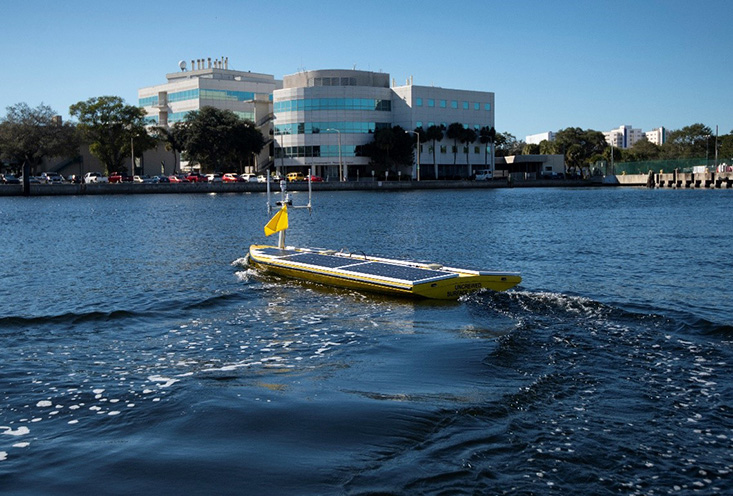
top-left (604, 125), bottom-right (645, 149)
top-left (138, 57), bottom-right (281, 171)
top-left (644, 127), bottom-right (667, 146)
top-left (273, 69), bottom-right (495, 180)
top-left (525, 131), bottom-right (555, 145)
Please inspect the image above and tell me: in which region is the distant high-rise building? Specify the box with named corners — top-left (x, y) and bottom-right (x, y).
top-left (644, 127), bottom-right (667, 146)
top-left (525, 131), bottom-right (555, 145)
top-left (604, 125), bottom-right (645, 149)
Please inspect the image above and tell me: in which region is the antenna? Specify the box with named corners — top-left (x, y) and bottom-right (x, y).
top-left (266, 171), bottom-right (313, 249)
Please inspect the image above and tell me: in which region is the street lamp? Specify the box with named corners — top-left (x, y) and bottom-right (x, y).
top-left (405, 129), bottom-right (421, 181)
top-left (325, 128), bottom-right (343, 181)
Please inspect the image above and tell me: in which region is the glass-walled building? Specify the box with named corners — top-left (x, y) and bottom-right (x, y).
top-left (273, 70), bottom-right (393, 181)
top-left (273, 69), bottom-right (495, 180)
top-left (138, 57), bottom-right (281, 172)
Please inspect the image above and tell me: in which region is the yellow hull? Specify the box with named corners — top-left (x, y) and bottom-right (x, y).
top-left (248, 245), bottom-right (521, 300)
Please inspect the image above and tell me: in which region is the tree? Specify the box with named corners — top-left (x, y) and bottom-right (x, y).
top-left (553, 127), bottom-right (607, 167)
top-left (478, 126), bottom-right (495, 167)
top-left (523, 143), bottom-right (540, 155)
top-left (720, 130), bottom-right (733, 162)
top-left (0, 102), bottom-right (80, 177)
top-left (494, 131), bottom-right (523, 157)
top-left (446, 122), bottom-right (464, 165)
top-left (176, 107), bottom-right (264, 173)
top-left (461, 127), bottom-right (477, 168)
top-left (661, 123), bottom-right (713, 159)
top-left (69, 96), bottom-right (151, 175)
top-left (426, 124), bottom-right (444, 178)
top-left (152, 124), bottom-right (185, 174)
top-left (627, 137), bottom-right (660, 162)
top-left (357, 125), bottom-right (413, 175)
top-left (539, 139), bottom-right (558, 155)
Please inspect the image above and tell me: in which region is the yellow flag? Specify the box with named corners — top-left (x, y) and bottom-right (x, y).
top-left (264, 205), bottom-right (288, 236)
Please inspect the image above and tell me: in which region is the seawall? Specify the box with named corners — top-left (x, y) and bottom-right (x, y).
top-left (0, 178), bottom-right (588, 197)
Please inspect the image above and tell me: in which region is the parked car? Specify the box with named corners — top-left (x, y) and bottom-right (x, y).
top-left (67, 174), bottom-right (81, 184)
top-left (222, 173), bottom-right (238, 183)
top-left (238, 173), bottom-right (257, 182)
top-left (206, 173), bottom-right (223, 183)
top-left (168, 175), bottom-right (183, 183)
top-left (305, 174), bottom-right (323, 182)
top-left (40, 172), bottom-right (65, 184)
top-left (108, 172), bottom-right (123, 183)
top-left (153, 175), bottom-right (170, 183)
top-left (186, 172), bottom-right (207, 183)
top-left (133, 175), bottom-right (144, 183)
top-left (474, 169), bottom-right (493, 181)
top-left (83, 172), bottom-right (108, 184)
top-left (287, 172), bottom-right (305, 182)
top-left (0, 174), bottom-right (21, 184)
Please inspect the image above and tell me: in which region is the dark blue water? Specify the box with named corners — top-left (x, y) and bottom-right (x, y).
top-left (1, 188), bottom-right (731, 495)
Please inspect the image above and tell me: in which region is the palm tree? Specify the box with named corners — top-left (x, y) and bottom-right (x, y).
top-left (461, 127), bottom-right (477, 173)
top-left (446, 122), bottom-right (464, 166)
top-left (478, 126), bottom-right (496, 168)
top-left (425, 124), bottom-right (444, 179)
top-left (153, 124), bottom-right (185, 174)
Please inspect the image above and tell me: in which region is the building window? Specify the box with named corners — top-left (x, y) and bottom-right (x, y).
top-left (428, 99), bottom-right (435, 107)
top-left (440, 100), bottom-right (446, 108)
top-left (474, 146), bottom-right (480, 154)
top-left (451, 100), bottom-right (458, 109)
top-left (484, 103), bottom-right (491, 111)
top-left (474, 102), bottom-right (480, 110)
top-left (440, 145), bottom-right (447, 154)
top-left (416, 121), bottom-right (423, 128)
top-left (416, 97), bottom-right (422, 106)
top-left (463, 101), bottom-right (469, 110)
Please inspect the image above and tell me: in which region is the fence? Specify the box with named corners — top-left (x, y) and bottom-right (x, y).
top-left (598, 158), bottom-right (726, 175)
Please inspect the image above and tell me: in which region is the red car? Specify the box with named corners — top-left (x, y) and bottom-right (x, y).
top-left (109, 172), bottom-right (123, 183)
top-left (306, 174), bottom-right (323, 182)
top-left (186, 173), bottom-right (208, 183)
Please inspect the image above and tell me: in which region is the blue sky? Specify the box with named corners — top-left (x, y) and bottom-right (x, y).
top-left (2, 0), bottom-right (731, 140)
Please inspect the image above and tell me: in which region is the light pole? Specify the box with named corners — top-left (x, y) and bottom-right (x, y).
top-left (326, 128), bottom-right (343, 181)
top-left (405, 129), bottom-right (421, 181)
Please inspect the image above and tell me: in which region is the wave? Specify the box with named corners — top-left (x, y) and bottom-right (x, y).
top-left (0, 292), bottom-right (252, 330)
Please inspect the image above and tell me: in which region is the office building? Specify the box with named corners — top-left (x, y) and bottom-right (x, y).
top-left (272, 69), bottom-right (495, 180)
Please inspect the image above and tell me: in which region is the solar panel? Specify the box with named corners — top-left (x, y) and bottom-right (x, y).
top-left (284, 252), bottom-right (362, 268)
top-left (340, 262), bottom-right (454, 283)
top-left (258, 248), bottom-right (300, 257)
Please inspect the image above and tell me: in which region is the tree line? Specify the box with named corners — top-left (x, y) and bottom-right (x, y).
top-left (2, 97), bottom-right (730, 179)
top-left (0, 97), bottom-right (265, 177)
top-left (521, 124), bottom-right (733, 170)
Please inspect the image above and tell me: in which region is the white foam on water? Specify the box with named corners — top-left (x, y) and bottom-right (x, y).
top-left (147, 375), bottom-right (179, 388)
top-left (13, 442), bottom-right (29, 448)
top-left (1, 426), bottom-right (30, 436)
top-left (0, 451), bottom-right (6, 461)
top-left (36, 400), bottom-right (52, 408)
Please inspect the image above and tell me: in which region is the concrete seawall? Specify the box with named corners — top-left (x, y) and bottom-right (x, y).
top-left (0, 178), bottom-right (589, 197)
top-left (609, 172), bottom-right (733, 189)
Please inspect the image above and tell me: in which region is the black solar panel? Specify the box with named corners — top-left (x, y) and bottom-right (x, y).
top-left (341, 262), bottom-right (454, 283)
top-left (258, 248), bottom-right (300, 257)
top-left (285, 252), bottom-right (362, 268)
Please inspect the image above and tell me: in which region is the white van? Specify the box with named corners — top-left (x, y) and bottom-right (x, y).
top-left (475, 169), bottom-right (493, 180)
